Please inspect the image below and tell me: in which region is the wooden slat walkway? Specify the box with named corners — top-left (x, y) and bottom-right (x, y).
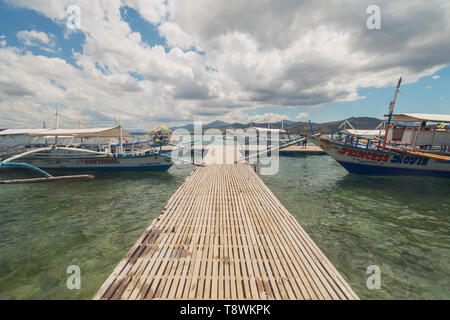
top-left (93, 164), bottom-right (358, 300)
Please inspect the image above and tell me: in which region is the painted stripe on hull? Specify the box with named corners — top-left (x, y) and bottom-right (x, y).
top-left (43, 165), bottom-right (173, 171)
top-left (337, 161), bottom-right (450, 177)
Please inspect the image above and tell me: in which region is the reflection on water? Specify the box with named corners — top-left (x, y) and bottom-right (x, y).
top-left (0, 155), bottom-right (449, 299)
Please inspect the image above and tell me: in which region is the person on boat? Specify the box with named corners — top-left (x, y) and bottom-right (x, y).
top-left (349, 135), bottom-right (354, 145)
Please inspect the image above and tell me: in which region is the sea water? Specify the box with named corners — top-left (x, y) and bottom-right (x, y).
top-left (0, 155), bottom-right (448, 299)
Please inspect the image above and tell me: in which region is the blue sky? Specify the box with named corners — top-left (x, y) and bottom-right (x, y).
top-left (255, 68), bottom-right (450, 123)
top-left (121, 6), bottom-right (166, 51)
top-left (0, 0), bottom-right (449, 129)
top-left (0, 2), bottom-right (85, 66)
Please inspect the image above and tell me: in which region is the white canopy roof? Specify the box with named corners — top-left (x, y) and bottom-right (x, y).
top-left (0, 126), bottom-right (134, 138)
top-left (386, 113), bottom-right (450, 123)
top-left (342, 129), bottom-right (385, 137)
top-left (0, 128), bottom-right (50, 136)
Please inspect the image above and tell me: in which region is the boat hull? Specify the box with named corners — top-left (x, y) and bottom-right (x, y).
top-left (311, 138), bottom-right (450, 177)
top-left (18, 154), bottom-right (173, 171)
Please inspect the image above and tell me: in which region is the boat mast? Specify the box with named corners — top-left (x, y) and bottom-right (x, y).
top-left (382, 77), bottom-right (402, 149)
top-left (55, 105), bottom-right (59, 146)
top-left (119, 118), bottom-right (123, 156)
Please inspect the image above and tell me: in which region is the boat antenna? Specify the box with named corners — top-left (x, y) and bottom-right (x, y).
top-left (382, 77), bottom-right (402, 149)
top-left (55, 105), bottom-right (60, 146)
top-left (119, 117), bottom-right (123, 155)
top-left (55, 105), bottom-right (60, 129)
top-left (43, 121), bottom-right (47, 144)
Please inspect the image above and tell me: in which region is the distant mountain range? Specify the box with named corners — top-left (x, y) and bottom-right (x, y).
top-left (286, 117), bottom-right (383, 134)
top-left (171, 120), bottom-right (230, 131)
top-left (1, 117), bottom-right (382, 135)
top-left (169, 117), bottom-right (383, 134)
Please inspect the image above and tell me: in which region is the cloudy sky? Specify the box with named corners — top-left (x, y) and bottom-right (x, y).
top-left (0, 0), bottom-right (449, 130)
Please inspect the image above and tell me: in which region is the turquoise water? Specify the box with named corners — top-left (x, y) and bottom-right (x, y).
top-left (0, 156), bottom-right (449, 299)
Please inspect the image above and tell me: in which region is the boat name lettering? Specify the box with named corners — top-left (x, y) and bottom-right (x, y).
top-left (390, 155), bottom-right (429, 166)
top-left (84, 159), bottom-right (119, 164)
top-left (337, 147), bottom-right (389, 162)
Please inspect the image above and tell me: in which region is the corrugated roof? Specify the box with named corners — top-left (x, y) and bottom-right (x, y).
top-left (386, 113), bottom-right (450, 123)
top-left (0, 126), bottom-right (134, 137)
top-left (342, 129), bottom-right (385, 137)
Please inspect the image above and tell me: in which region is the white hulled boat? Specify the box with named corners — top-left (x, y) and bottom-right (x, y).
top-left (0, 125), bottom-right (173, 172)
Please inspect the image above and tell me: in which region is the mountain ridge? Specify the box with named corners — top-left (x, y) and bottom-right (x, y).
top-left (170, 117), bottom-right (383, 134)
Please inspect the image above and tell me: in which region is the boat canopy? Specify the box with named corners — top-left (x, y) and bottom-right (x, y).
top-left (144, 125), bottom-right (173, 137)
top-left (0, 128), bottom-right (49, 136)
top-left (0, 126), bottom-right (134, 138)
top-left (386, 113), bottom-right (450, 123)
top-left (342, 129), bottom-right (385, 137)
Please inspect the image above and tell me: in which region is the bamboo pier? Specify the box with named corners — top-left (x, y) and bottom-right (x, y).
top-left (93, 162), bottom-right (358, 300)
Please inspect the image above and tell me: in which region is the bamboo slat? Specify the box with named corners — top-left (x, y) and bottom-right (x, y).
top-left (93, 164), bottom-right (358, 300)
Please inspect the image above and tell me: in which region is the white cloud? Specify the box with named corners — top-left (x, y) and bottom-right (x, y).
top-left (426, 86), bottom-right (432, 89)
top-left (158, 22), bottom-right (195, 50)
top-left (296, 112), bottom-right (309, 120)
top-left (432, 75), bottom-right (440, 80)
top-left (17, 30), bottom-right (58, 52)
top-left (126, 0), bottom-right (167, 24)
top-left (17, 30), bottom-right (54, 46)
top-left (1, 0), bottom-right (450, 129)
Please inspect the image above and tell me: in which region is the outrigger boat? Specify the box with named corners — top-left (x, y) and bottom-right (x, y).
top-left (307, 78), bottom-right (450, 176)
top-left (0, 125), bottom-right (174, 172)
top-left (0, 111), bottom-right (179, 183)
top-left (227, 126), bottom-right (294, 143)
